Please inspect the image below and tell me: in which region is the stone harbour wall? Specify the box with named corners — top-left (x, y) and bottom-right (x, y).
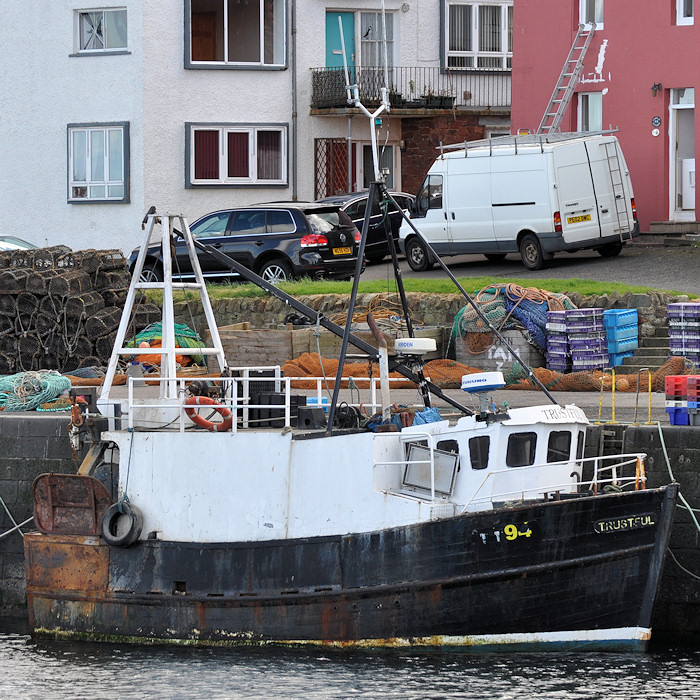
top-left (0, 415), bottom-right (78, 620)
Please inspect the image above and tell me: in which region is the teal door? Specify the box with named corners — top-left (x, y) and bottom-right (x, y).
top-left (326, 12), bottom-right (355, 69)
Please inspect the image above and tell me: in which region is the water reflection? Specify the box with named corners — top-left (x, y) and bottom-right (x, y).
top-left (0, 632), bottom-right (698, 700)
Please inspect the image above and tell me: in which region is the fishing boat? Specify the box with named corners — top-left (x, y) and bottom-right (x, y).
top-left (23, 26), bottom-right (677, 650)
top-left (23, 202), bottom-right (677, 651)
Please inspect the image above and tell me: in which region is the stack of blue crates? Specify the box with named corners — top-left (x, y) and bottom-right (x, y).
top-left (668, 302), bottom-right (700, 365)
top-left (603, 309), bottom-right (639, 367)
top-left (545, 310), bottom-right (570, 372)
top-left (567, 309), bottom-right (608, 371)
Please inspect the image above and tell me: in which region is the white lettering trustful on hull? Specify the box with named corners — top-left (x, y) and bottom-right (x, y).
top-left (594, 514), bottom-right (656, 534)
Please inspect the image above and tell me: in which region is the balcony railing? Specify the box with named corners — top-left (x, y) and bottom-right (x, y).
top-left (311, 66), bottom-right (511, 111)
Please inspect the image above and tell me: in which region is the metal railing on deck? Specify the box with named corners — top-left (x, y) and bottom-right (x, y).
top-left (122, 370), bottom-right (424, 432)
top-left (311, 66), bottom-right (511, 110)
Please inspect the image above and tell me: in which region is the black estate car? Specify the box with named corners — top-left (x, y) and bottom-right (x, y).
top-left (315, 191), bottom-right (414, 263)
top-left (128, 203), bottom-right (363, 284)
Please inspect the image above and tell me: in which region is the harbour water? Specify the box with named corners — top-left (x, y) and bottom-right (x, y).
top-left (1, 625), bottom-right (698, 699)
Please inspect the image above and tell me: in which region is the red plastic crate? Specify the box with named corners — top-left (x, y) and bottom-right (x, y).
top-left (687, 376), bottom-right (700, 399)
top-left (665, 376), bottom-right (688, 399)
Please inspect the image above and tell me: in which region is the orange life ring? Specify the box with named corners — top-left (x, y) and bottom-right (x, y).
top-left (185, 395), bottom-right (233, 432)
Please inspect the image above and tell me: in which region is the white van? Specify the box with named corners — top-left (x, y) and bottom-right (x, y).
top-left (398, 133), bottom-right (638, 271)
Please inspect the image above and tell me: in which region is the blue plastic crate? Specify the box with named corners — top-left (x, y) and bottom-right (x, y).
top-left (607, 337), bottom-right (639, 354)
top-left (666, 407), bottom-right (690, 426)
top-left (603, 309), bottom-right (638, 327)
top-left (609, 351), bottom-right (634, 367)
top-left (606, 324), bottom-right (638, 341)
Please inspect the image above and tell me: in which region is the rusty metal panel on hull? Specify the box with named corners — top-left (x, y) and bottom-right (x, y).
top-left (33, 474), bottom-right (112, 535)
top-left (25, 532), bottom-right (109, 592)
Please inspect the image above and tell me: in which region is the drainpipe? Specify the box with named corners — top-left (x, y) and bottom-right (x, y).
top-left (291, 0), bottom-right (298, 200)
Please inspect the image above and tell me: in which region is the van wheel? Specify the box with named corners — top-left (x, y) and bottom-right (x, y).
top-left (484, 253), bottom-right (507, 262)
top-left (519, 234), bottom-right (548, 271)
top-left (598, 242), bottom-right (623, 258)
top-left (406, 238), bottom-right (433, 272)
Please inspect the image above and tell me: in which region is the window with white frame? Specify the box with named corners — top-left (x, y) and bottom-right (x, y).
top-left (187, 124), bottom-right (287, 186)
top-left (188, 0), bottom-right (285, 67)
top-left (677, 0), bottom-right (694, 25)
top-left (444, 1), bottom-right (513, 70)
top-left (68, 123), bottom-right (129, 202)
top-left (76, 9), bottom-right (127, 52)
top-left (580, 0), bottom-right (603, 27)
top-left (359, 12), bottom-right (394, 66)
top-left (578, 92), bottom-right (603, 132)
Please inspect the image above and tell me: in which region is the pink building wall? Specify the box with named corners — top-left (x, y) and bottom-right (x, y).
top-left (511, 0), bottom-right (700, 232)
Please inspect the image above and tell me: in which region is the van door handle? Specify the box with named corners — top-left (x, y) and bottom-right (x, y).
top-left (451, 212), bottom-right (455, 220)
top-left (444, 212), bottom-right (447, 220)
top-left (601, 208), bottom-right (609, 213)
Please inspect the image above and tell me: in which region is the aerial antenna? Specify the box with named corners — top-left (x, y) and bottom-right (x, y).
top-left (338, 0), bottom-right (391, 182)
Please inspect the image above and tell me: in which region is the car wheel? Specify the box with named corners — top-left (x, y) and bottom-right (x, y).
top-left (484, 253), bottom-right (507, 262)
top-left (597, 242), bottom-right (624, 258)
top-left (405, 237), bottom-right (433, 272)
top-left (519, 234), bottom-right (548, 271)
top-left (259, 259), bottom-right (292, 285)
top-left (139, 263), bottom-right (163, 282)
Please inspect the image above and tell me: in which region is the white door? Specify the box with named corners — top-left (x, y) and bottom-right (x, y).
top-left (670, 88), bottom-right (695, 220)
top-left (553, 141), bottom-right (601, 243)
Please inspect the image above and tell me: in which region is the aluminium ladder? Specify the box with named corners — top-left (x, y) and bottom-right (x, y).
top-left (99, 211), bottom-right (227, 401)
top-left (536, 24), bottom-right (596, 135)
top-left (602, 141), bottom-right (635, 241)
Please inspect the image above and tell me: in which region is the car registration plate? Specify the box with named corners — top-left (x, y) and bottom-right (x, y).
top-left (567, 214), bottom-right (592, 224)
top-left (333, 247), bottom-right (352, 255)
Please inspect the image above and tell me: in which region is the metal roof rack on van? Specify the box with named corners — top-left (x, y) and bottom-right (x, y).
top-left (437, 127), bottom-right (620, 157)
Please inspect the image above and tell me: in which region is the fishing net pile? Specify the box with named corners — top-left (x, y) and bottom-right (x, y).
top-left (0, 370), bottom-right (72, 411)
top-left (281, 353), bottom-right (689, 393)
top-left (504, 355), bottom-right (689, 393)
top-left (281, 352), bottom-right (482, 389)
top-left (123, 322), bottom-right (205, 368)
top-left (0, 246), bottom-right (160, 375)
top-left (450, 283), bottom-right (576, 356)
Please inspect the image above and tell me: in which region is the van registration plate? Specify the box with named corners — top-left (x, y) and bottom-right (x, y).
top-left (333, 247), bottom-right (352, 255)
top-left (567, 214), bottom-right (592, 224)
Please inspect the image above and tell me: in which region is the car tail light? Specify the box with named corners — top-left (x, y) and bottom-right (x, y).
top-left (300, 233), bottom-right (328, 247)
top-left (553, 211), bottom-right (562, 233)
top-left (354, 229), bottom-right (361, 243)
top-left (631, 198), bottom-right (638, 221)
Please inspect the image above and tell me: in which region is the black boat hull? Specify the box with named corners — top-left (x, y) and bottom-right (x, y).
top-left (25, 485), bottom-right (677, 650)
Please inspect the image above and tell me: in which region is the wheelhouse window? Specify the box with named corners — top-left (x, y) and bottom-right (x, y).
top-left (677, 0), bottom-right (694, 25)
top-left (506, 432), bottom-right (537, 468)
top-left (68, 123), bottom-right (129, 202)
top-left (444, 1), bottom-right (513, 70)
top-left (187, 124), bottom-right (287, 186)
top-left (547, 431), bottom-right (572, 463)
top-left (469, 436), bottom-right (490, 470)
top-left (188, 0), bottom-right (285, 67)
top-left (77, 8), bottom-right (127, 52)
top-left (578, 92), bottom-right (603, 132)
top-left (580, 0), bottom-right (603, 27)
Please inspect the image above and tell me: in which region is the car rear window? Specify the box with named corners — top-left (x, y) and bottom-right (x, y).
top-left (306, 210), bottom-right (355, 234)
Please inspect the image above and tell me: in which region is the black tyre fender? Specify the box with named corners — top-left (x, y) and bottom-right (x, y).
top-left (405, 236), bottom-right (434, 272)
top-left (101, 501), bottom-right (143, 547)
top-left (519, 233), bottom-right (549, 271)
top-left (258, 258), bottom-right (292, 284)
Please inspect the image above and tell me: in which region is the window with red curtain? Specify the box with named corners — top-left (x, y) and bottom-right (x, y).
top-left (194, 130), bottom-right (219, 179)
top-left (227, 132), bottom-right (249, 177)
top-left (257, 130), bottom-right (281, 180)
